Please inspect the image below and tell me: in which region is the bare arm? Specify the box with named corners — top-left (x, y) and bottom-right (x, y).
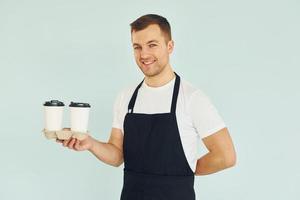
top-left (58, 128), bottom-right (124, 167)
top-left (88, 128), bottom-right (124, 167)
top-left (195, 127), bottom-right (236, 176)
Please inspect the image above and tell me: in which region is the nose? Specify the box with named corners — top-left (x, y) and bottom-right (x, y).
top-left (140, 48), bottom-right (151, 60)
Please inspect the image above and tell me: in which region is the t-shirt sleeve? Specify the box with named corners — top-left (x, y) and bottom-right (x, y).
top-left (112, 90), bottom-right (124, 131)
top-left (188, 90), bottom-right (226, 138)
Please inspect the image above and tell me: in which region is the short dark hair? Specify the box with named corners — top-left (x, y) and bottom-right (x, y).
top-left (130, 14), bottom-right (172, 42)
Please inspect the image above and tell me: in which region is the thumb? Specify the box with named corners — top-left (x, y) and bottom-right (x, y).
top-left (74, 140), bottom-right (84, 151)
top-left (74, 139), bottom-right (90, 151)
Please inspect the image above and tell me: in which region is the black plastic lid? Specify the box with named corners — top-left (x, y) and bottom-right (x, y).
top-left (69, 102), bottom-right (91, 108)
top-left (44, 100), bottom-right (65, 107)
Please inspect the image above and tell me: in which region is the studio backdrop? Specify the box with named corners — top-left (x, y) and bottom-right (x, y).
top-left (0, 0), bottom-right (299, 200)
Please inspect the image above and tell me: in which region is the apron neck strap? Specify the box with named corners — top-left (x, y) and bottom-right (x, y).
top-left (128, 72), bottom-right (181, 114)
top-left (127, 78), bottom-right (144, 113)
top-left (171, 72), bottom-right (180, 114)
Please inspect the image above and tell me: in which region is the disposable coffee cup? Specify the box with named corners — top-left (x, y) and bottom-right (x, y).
top-left (43, 100), bottom-right (64, 131)
top-left (69, 102), bottom-right (91, 133)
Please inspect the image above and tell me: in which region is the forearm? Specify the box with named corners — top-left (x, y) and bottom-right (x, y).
top-left (88, 138), bottom-right (123, 167)
top-left (194, 151), bottom-right (233, 176)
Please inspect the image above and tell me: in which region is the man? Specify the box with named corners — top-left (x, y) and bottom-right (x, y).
top-left (57, 14), bottom-right (236, 200)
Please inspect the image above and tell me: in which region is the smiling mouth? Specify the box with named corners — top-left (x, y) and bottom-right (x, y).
top-left (142, 60), bottom-right (156, 66)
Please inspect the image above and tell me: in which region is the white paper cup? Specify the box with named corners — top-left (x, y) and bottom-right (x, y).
top-left (69, 102), bottom-right (91, 133)
top-left (44, 100), bottom-right (64, 131)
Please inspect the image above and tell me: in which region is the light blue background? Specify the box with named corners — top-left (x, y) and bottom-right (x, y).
top-left (0, 0), bottom-right (299, 199)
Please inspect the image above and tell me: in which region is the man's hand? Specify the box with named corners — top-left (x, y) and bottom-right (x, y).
top-left (56, 127), bottom-right (124, 167)
top-left (56, 128), bottom-right (95, 151)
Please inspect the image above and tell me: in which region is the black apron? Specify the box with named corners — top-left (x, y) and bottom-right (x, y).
top-left (121, 73), bottom-right (195, 200)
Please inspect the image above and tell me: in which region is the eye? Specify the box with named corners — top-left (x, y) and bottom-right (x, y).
top-left (133, 46), bottom-right (141, 50)
top-left (149, 44), bottom-right (157, 48)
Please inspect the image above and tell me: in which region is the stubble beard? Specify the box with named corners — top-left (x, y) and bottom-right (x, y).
top-left (139, 62), bottom-right (166, 78)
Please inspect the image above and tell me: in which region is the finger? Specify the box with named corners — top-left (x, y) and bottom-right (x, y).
top-left (63, 128), bottom-right (71, 131)
top-left (63, 138), bottom-right (72, 147)
top-left (74, 140), bottom-right (81, 151)
top-left (68, 138), bottom-right (76, 149)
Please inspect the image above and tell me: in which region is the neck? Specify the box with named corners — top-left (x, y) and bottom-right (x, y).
top-left (144, 64), bottom-right (175, 87)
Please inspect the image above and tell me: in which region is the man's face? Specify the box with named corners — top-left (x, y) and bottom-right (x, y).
top-left (131, 24), bottom-right (174, 77)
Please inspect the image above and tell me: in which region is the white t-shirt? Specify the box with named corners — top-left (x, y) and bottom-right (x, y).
top-left (112, 76), bottom-right (226, 172)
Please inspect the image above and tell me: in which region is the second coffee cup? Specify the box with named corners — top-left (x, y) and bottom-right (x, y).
top-left (69, 102), bottom-right (91, 133)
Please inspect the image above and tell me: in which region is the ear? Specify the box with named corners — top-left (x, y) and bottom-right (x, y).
top-left (167, 40), bottom-right (174, 54)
